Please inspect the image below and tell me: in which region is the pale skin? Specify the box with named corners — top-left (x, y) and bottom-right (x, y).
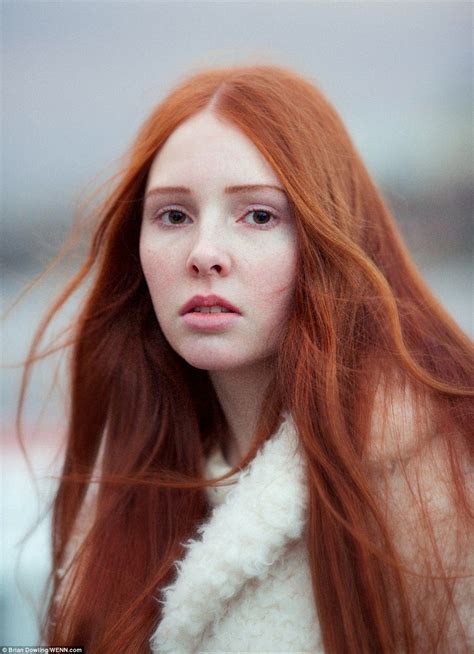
top-left (139, 110), bottom-right (298, 467)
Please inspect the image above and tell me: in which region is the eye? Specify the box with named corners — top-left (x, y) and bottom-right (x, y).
top-left (158, 209), bottom-right (192, 226)
top-left (242, 209), bottom-right (278, 229)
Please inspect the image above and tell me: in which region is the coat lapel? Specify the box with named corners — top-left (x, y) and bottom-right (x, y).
top-left (150, 415), bottom-right (308, 653)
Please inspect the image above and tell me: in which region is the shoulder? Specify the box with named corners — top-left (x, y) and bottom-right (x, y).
top-left (365, 377), bottom-right (474, 647)
top-left (364, 375), bottom-right (472, 525)
top-left (366, 376), bottom-right (433, 464)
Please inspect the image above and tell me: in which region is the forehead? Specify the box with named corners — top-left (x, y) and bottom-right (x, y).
top-left (146, 111), bottom-right (282, 193)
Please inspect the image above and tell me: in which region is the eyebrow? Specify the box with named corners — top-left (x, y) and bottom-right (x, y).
top-left (144, 184), bottom-right (287, 199)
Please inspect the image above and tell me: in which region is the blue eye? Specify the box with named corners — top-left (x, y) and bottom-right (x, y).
top-left (243, 210), bottom-right (277, 228)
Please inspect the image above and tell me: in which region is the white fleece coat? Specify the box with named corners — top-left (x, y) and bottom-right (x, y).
top-left (150, 416), bottom-right (323, 653)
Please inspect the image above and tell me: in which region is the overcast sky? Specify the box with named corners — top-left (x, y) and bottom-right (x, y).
top-left (3, 1), bottom-right (471, 227)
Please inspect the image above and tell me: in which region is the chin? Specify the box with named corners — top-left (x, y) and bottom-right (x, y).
top-left (184, 355), bottom-right (247, 372)
top-left (178, 344), bottom-right (252, 372)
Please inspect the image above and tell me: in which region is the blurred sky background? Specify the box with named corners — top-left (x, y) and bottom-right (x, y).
top-left (2, 0), bottom-right (473, 644)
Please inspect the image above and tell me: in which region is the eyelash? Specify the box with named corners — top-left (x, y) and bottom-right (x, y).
top-left (153, 206), bottom-right (280, 231)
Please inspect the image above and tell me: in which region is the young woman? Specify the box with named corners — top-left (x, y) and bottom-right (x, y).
top-left (23, 64), bottom-right (473, 652)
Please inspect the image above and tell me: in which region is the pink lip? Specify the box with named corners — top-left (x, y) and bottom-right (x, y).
top-left (180, 294), bottom-right (241, 333)
top-left (179, 294), bottom-right (241, 316)
top-left (182, 312), bottom-right (241, 333)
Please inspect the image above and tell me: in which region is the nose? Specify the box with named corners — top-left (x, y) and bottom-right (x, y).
top-left (186, 227), bottom-right (231, 277)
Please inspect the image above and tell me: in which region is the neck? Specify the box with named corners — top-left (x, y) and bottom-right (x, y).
top-left (209, 360), bottom-right (274, 467)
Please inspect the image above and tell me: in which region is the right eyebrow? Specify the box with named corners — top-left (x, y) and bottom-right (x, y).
top-left (145, 186), bottom-right (190, 198)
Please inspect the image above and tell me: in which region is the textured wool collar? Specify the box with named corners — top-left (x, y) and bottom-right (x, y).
top-left (150, 415), bottom-right (308, 653)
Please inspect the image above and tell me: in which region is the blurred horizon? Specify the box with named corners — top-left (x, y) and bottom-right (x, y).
top-left (3, 2), bottom-right (473, 270)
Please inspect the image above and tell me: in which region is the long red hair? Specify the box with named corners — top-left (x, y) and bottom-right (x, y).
top-left (21, 64), bottom-right (473, 652)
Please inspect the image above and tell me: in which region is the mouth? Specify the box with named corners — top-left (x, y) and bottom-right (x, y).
top-left (190, 306), bottom-right (234, 314)
top-left (180, 295), bottom-right (241, 333)
top-left (180, 294), bottom-right (241, 316)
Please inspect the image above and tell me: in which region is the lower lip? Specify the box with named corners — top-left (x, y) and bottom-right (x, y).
top-left (182, 311), bottom-right (241, 332)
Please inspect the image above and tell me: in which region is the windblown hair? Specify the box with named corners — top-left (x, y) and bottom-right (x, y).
top-left (21, 65), bottom-right (473, 652)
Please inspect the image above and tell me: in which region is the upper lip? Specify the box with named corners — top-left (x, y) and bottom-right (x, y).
top-left (180, 294), bottom-right (241, 315)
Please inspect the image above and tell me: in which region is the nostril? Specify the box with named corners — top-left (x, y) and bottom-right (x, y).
top-left (192, 263), bottom-right (223, 274)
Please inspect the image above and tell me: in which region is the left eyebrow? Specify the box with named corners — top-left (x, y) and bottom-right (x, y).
top-left (225, 184), bottom-right (286, 195)
top-left (144, 184), bottom-right (287, 200)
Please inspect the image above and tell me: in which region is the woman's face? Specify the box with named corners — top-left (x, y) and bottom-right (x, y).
top-left (140, 110), bottom-right (297, 372)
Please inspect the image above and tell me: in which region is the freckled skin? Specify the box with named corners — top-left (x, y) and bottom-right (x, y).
top-left (139, 110), bottom-right (298, 373)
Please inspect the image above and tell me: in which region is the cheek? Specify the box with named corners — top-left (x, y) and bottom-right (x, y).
top-left (139, 244), bottom-right (177, 309)
top-left (249, 246), bottom-right (297, 317)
